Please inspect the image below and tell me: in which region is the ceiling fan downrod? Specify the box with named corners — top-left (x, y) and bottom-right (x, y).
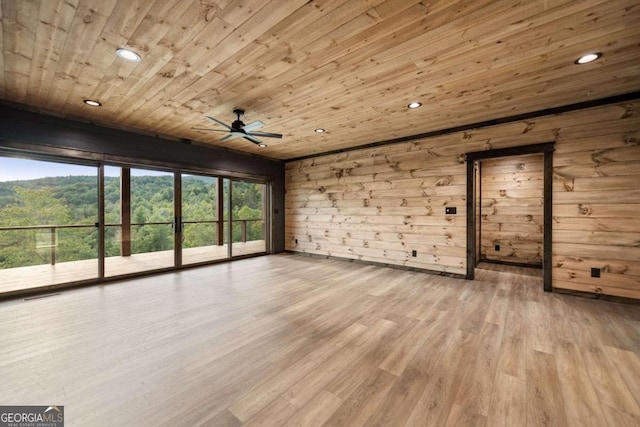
top-left (232, 109), bottom-right (245, 129)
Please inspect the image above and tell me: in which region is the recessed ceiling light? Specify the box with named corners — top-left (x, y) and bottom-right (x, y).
top-left (575, 52), bottom-right (602, 64)
top-left (258, 143), bottom-right (268, 148)
top-left (83, 99), bottom-right (101, 107)
top-left (314, 128), bottom-right (325, 133)
top-left (408, 101), bottom-right (422, 109)
top-left (116, 48), bottom-right (141, 62)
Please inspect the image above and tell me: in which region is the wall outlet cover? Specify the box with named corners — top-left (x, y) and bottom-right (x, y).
top-left (591, 267), bottom-right (601, 278)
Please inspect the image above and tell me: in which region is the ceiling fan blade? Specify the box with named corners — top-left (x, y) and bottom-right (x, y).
top-left (243, 134), bottom-right (264, 145)
top-left (220, 133), bottom-right (239, 142)
top-left (191, 127), bottom-right (229, 132)
top-left (242, 121), bottom-right (264, 132)
top-left (205, 115), bottom-right (232, 130)
top-left (248, 131), bottom-right (283, 139)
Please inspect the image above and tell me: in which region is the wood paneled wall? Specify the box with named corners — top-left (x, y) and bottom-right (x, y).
top-left (286, 143), bottom-right (469, 275)
top-left (285, 101), bottom-right (640, 299)
top-left (480, 154), bottom-right (544, 266)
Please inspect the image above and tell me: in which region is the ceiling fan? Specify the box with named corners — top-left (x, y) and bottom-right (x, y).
top-left (192, 109), bottom-right (282, 147)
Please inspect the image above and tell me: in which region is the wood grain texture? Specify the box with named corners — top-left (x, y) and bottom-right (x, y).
top-left (286, 101), bottom-right (640, 298)
top-left (480, 153), bottom-right (543, 265)
top-left (1, 254), bottom-right (640, 426)
top-left (1, 1), bottom-right (640, 159)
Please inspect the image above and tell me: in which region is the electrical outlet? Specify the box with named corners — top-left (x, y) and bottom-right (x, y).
top-left (412, 250), bottom-right (417, 257)
top-left (445, 207), bottom-right (457, 214)
top-left (591, 267), bottom-right (601, 278)
top-left (495, 244), bottom-right (500, 251)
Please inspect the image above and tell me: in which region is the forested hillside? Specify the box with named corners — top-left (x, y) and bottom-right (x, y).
top-left (0, 176), bottom-right (264, 268)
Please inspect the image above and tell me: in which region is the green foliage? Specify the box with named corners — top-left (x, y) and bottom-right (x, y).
top-left (231, 182), bottom-right (264, 243)
top-left (104, 177), bottom-right (120, 224)
top-left (0, 175), bottom-right (264, 268)
top-left (0, 187), bottom-right (72, 226)
top-left (132, 224), bottom-right (173, 254)
top-left (0, 176), bottom-right (98, 223)
top-left (0, 187), bottom-right (96, 268)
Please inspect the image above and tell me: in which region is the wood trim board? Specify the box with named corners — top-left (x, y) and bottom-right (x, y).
top-left (465, 142), bottom-right (554, 292)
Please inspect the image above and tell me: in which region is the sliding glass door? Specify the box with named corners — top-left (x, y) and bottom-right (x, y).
top-left (231, 180), bottom-right (267, 256)
top-left (104, 167), bottom-right (175, 276)
top-left (181, 174), bottom-right (227, 265)
top-left (0, 152), bottom-right (270, 295)
top-left (0, 157), bottom-right (99, 293)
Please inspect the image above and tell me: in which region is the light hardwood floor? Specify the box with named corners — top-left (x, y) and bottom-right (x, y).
top-left (0, 254), bottom-right (639, 426)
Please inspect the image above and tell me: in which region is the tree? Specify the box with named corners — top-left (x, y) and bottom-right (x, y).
top-left (0, 187), bottom-right (96, 267)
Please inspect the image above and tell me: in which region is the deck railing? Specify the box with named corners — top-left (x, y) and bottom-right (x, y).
top-left (0, 223), bottom-right (96, 266)
top-left (230, 218), bottom-right (263, 243)
top-left (0, 218), bottom-right (263, 266)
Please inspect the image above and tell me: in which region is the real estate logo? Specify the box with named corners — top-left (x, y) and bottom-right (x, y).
top-left (0, 406), bottom-right (64, 427)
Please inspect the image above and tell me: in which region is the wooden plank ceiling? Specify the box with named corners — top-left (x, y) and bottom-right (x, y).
top-left (1, 0), bottom-right (639, 160)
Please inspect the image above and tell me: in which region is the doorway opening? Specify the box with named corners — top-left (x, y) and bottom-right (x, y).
top-left (466, 142), bottom-right (554, 292)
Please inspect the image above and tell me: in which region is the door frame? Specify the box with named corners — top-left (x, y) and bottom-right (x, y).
top-left (227, 178), bottom-right (271, 258)
top-left (465, 142), bottom-right (555, 292)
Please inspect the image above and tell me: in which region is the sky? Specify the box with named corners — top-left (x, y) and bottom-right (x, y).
top-left (0, 158), bottom-right (171, 181)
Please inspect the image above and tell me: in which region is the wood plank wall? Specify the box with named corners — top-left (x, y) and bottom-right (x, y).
top-left (285, 101), bottom-right (640, 299)
top-left (480, 154), bottom-right (544, 266)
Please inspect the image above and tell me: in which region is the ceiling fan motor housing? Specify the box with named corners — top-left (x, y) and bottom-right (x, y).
top-left (232, 108), bottom-right (245, 129)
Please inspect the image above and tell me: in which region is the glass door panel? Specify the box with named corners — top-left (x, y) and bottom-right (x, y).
top-left (0, 156), bottom-right (99, 293)
top-left (231, 180), bottom-right (266, 256)
top-left (103, 165), bottom-right (122, 266)
top-left (181, 174), bottom-right (227, 264)
top-left (104, 167), bottom-right (175, 276)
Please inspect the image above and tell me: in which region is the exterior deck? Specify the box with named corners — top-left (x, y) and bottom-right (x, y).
top-left (0, 241), bottom-right (266, 295)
